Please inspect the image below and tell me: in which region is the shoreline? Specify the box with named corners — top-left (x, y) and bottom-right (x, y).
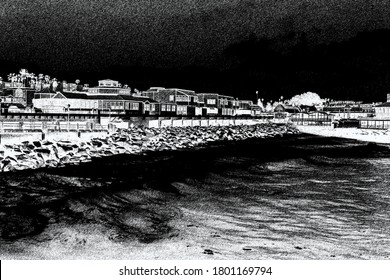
top-left (296, 125), bottom-right (390, 144)
top-left (0, 123), bottom-right (300, 173)
top-left (1, 133), bottom-right (389, 259)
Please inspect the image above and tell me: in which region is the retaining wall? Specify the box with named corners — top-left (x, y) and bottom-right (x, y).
top-left (0, 131), bottom-right (108, 145)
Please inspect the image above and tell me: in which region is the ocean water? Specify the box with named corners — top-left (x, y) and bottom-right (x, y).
top-left (1, 135), bottom-right (390, 259)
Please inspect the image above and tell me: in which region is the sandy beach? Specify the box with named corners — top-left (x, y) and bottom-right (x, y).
top-left (297, 125), bottom-right (390, 144)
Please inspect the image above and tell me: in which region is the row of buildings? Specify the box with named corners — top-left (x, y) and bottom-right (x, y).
top-left (1, 79), bottom-right (262, 117)
top-left (273, 95), bottom-right (390, 128)
top-left (2, 75), bottom-right (390, 129)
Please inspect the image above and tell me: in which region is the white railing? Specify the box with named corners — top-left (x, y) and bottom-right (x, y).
top-left (0, 120), bottom-right (105, 132)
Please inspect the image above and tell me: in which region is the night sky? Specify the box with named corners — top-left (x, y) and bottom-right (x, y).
top-left (1, 0), bottom-right (390, 101)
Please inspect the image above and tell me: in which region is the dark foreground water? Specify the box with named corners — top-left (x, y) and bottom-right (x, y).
top-left (1, 135), bottom-right (390, 259)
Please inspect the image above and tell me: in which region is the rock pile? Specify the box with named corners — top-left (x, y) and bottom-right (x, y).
top-left (0, 123), bottom-right (300, 172)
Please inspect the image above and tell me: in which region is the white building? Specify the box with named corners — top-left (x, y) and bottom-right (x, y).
top-left (374, 94), bottom-right (390, 119)
top-left (98, 79), bottom-right (119, 87)
top-left (88, 79), bottom-right (131, 95)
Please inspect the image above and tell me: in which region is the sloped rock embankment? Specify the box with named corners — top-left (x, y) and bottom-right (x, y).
top-left (0, 124), bottom-right (300, 172)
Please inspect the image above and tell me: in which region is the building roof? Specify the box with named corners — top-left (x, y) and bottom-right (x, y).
top-left (197, 93), bottom-right (219, 97)
top-left (98, 79), bottom-right (118, 83)
top-left (50, 91), bottom-right (124, 100)
top-left (119, 95), bottom-right (158, 103)
top-left (171, 88), bottom-right (195, 92)
top-left (89, 86), bottom-right (121, 89)
top-left (162, 88), bottom-right (196, 96)
top-left (274, 103), bottom-right (301, 112)
top-left (218, 95), bottom-right (235, 99)
top-left (61, 91), bottom-right (88, 99)
top-left (86, 95), bottom-right (123, 100)
top-left (291, 111), bottom-right (333, 115)
top-left (149, 87), bottom-right (165, 91)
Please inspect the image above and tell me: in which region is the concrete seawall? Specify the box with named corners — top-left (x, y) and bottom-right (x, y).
top-left (0, 118), bottom-right (267, 145)
top-left (0, 131), bottom-right (109, 146)
top-left (128, 117), bottom-right (267, 128)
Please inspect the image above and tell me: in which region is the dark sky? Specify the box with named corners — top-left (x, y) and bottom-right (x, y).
top-left (1, 0), bottom-right (390, 100)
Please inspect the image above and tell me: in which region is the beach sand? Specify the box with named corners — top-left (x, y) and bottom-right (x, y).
top-left (297, 125), bottom-right (390, 144)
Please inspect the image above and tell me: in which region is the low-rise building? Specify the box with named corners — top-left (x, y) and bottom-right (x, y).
top-left (273, 103), bottom-right (301, 119)
top-left (197, 93), bottom-right (218, 108)
top-left (142, 87), bottom-right (198, 115)
top-left (238, 100), bottom-right (254, 110)
top-left (87, 79), bottom-right (131, 95)
top-left (33, 91), bottom-right (152, 115)
top-left (290, 111), bottom-right (335, 126)
top-left (1, 87), bottom-right (36, 108)
top-left (198, 93), bottom-right (237, 116)
top-left (322, 100), bottom-right (375, 117)
top-left (374, 103), bottom-right (390, 119)
top-left (274, 103), bottom-right (301, 113)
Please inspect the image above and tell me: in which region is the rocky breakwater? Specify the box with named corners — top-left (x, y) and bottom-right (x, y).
top-left (0, 123), bottom-right (300, 172)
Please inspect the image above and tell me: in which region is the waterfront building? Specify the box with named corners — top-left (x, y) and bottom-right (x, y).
top-left (87, 79), bottom-right (131, 95)
top-left (119, 95), bottom-right (159, 116)
top-left (1, 86), bottom-right (35, 107)
top-left (218, 95), bottom-right (237, 116)
top-left (197, 93), bottom-right (218, 108)
top-left (374, 94), bottom-right (390, 119)
top-left (238, 100), bottom-right (254, 110)
top-left (0, 91), bottom-right (27, 114)
top-left (34, 91), bottom-right (100, 113)
top-left (32, 91), bottom-right (155, 115)
top-left (273, 103), bottom-right (301, 119)
top-left (144, 87), bottom-right (198, 104)
top-left (197, 93), bottom-right (219, 115)
top-left (289, 111), bottom-right (335, 126)
top-left (98, 79), bottom-right (119, 87)
top-left (234, 100), bottom-right (254, 116)
top-left (274, 103), bottom-right (301, 114)
top-left (250, 104), bottom-right (263, 116)
top-left (360, 118), bottom-right (390, 129)
top-left (142, 87), bottom-right (198, 115)
top-left (197, 93), bottom-right (237, 116)
top-left (323, 100), bottom-right (375, 119)
top-left (354, 95), bottom-right (390, 129)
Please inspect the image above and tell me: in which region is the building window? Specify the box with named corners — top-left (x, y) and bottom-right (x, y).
top-left (207, 99), bottom-right (216, 105)
top-left (176, 95), bottom-right (189, 102)
top-left (169, 95), bottom-right (174, 102)
top-left (130, 103), bottom-right (139, 110)
top-left (162, 104), bottom-right (166, 111)
top-left (172, 105), bottom-right (176, 111)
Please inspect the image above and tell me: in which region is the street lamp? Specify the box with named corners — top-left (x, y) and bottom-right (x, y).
top-left (67, 104), bottom-right (70, 131)
top-left (108, 105), bottom-right (111, 131)
top-left (255, 91), bottom-right (259, 104)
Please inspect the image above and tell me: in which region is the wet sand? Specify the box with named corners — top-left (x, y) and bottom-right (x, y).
top-left (1, 135), bottom-right (390, 259)
top-left (297, 126), bottom-right (390, 144)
